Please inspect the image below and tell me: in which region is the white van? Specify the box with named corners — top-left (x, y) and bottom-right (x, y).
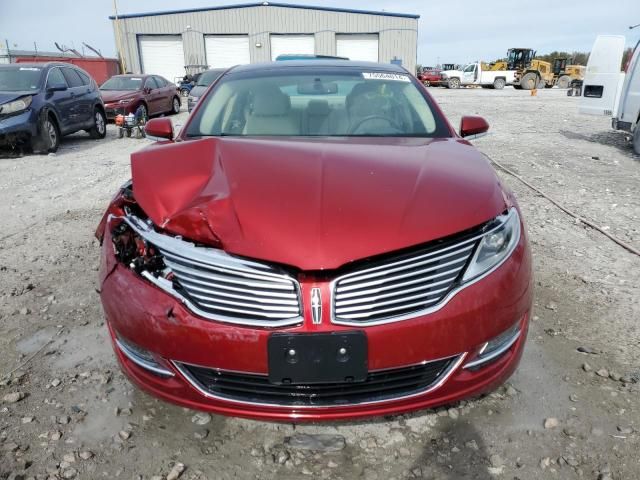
top-left (580, 35), bottom-right (640, 154)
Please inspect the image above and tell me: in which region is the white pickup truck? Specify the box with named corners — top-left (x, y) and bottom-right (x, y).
top-left (440, 62), bottom-right (517, 90)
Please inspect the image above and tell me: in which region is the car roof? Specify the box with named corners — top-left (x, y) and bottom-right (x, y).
top-left (229, 60), bottom-right (409, 74)
top-left (111, 73), bottom-right (151, 78)
top-left (0, 62), bottom-right (76, 69)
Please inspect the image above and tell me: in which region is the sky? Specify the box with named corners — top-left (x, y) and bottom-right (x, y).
top-left (1, 0), bottom-right (639, 66)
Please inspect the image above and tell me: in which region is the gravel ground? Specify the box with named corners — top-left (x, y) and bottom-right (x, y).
top-left (1, 89), bottom-right (639, 480)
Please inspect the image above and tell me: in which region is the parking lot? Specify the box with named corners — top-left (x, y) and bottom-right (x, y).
top-left (1, 87), bottom-right (639, 480)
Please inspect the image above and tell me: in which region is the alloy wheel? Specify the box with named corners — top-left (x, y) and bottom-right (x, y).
top-left (95, 112), bottom-right (105, 135)
top-left (46, 120), bottom-right (57, 148)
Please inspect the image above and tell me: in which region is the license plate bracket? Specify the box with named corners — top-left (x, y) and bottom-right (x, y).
top-left (268, 331), bottom-right (367, 385)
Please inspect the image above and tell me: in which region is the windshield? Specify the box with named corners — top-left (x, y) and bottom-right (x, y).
top-left (186, 69), bottom-right (448, 137)
top-left (196, 70), bottom-right (225, 87)
top-left (0, 67), bottom-right (43, 92)
top-left (100, 76), bottom-right (143, 91)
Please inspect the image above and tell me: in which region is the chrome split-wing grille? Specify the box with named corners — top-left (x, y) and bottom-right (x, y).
top-left (122, 215), bottom-right (302, 327)
top-left (332, 234), bottom-right (479, 324)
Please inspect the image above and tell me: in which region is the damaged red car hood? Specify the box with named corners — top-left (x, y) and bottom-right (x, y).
top-left (131, 137), bottom-right (506, 270)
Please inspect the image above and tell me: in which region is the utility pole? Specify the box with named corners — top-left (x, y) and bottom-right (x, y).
top-left (113, 0), bottom-right (127, 73)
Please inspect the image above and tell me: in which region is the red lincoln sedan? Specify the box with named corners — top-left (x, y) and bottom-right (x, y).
top-left (96, 61), bottom-right (533, 422)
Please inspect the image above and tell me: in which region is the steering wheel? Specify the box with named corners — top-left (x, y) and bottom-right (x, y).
top-left (348, 115), bottom-right (402, 135)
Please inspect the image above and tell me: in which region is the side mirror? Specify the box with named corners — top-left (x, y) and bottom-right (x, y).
top-left (459, 115), bottom-right (489, 138)
top-left (47, 83), bottom-right (68, 93)
top-left (145, 118), bottom-right (174, 140)
top-left (143, 86), bottom-right (152, 94)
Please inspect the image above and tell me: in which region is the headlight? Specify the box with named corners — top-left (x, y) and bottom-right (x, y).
top-left (118, 99), bottom-right (132, 104)
top-left (462, 208), bottom-right (520, 282)
top-left (0, 95), bottom-right (32, 115)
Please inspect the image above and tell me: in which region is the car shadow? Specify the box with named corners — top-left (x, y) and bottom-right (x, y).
top-left (409, 417), bottom-right (494, 479)
top-left (559, 129), bottom-right (639, 158)
top-left (0, 124), bottom-right (125, 160)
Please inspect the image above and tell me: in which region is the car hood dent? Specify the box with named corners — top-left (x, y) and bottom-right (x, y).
top-left (131, 137), bottom-right (506, 270)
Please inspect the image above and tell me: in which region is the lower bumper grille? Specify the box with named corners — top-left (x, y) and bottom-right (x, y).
top-left (177, 357), bottom-right (457, 407)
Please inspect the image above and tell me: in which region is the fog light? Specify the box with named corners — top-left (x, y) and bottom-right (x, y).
top-left (115, 335), bottom-right (174, 377)
top-left (464, 323), bottom-right (521, 370)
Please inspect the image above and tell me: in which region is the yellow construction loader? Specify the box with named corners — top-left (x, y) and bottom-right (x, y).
top-left (504, 49), bottom-right (585, 89)
top-left (503, 48), bottom-right (553, 89)
top-left (550, 58), bottom-right (585, 89)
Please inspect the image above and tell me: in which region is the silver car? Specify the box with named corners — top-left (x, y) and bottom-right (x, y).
top-left (187, 69), bottom-right (226, 112)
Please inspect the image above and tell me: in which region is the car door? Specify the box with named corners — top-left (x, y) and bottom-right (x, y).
top-left (579, 35), bottom-right (626, 117)
top-left (60, 67), bottom-right (90, 130)
top-left (462, 64), bottom-right (477, 85)
top-left (154, 76), bottom-right (174, 113)
top-left (44, 67), bottom-right (74, 133)
top-left (74, 69), bottom-right (97, 128)
top-left (143, 76), bottom-right (162, 115)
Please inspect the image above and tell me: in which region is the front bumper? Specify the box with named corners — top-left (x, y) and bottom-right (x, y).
top-left (99, 219), bottom-right (533, 421)
top-left (104, 103), bottom-right (134, 120)
top-left (0, 110), bottom-right (38, 147)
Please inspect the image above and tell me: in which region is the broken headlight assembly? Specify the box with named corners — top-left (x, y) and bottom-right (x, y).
top-left (110, 210), bottom-right (170, 282)
top-left (0, 95), bottom-right (32, 115)
top-left (462, 208), bottom-right (520, 282)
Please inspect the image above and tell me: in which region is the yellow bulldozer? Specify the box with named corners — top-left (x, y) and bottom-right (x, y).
top-left (499, 48), bottom-right (584, 90)
top-left (551, 58), bottom-right (585, 89)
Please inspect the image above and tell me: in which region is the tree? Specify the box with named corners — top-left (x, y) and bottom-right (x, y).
top-left (536, 50), bottom-right (589, 66)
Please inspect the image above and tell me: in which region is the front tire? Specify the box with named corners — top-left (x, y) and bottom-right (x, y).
top-left (520, 72), bottom-right (538, 90)
top-left (180, 88), bottom-right (190, 97)
top-left (448, 77), bottom-right (461, 89)
top-left (171, 96), bottom-right (181, 115)
top-left (33, 114), bottom-right (60, 153)
top-left (135, 103), bottom-right (148, 121)
top-left (493, 78), bottom-right (506, 90)
top-left (88, 109), bottom-right (107, 139)
top-left (557, 75), bottom-right (571, 89)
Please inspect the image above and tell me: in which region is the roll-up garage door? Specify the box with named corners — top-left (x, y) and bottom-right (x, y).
top-left (336, 34), bottom-right (379, 63)
top-left (270, 35), bottom-right (315, 61)
top-left (205, 35), bottom-right (251, 68)
top-left (139, 35), bottom-right (185, 84)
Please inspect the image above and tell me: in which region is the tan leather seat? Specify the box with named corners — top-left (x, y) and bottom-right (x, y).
top-left (244, 85), bottom-right (299, 135)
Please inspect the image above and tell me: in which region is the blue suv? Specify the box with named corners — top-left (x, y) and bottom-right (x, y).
top-left (0, 62), bottom-right (106, 153)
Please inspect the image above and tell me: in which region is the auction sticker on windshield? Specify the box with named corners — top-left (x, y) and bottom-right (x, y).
top-left (362, 72), bottom-right (410, 82)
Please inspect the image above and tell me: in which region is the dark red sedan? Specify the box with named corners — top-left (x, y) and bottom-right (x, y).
top-left (96, 61), bottom-right (533, 422)
top-left (100, 74), bottom-right (181, 120)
